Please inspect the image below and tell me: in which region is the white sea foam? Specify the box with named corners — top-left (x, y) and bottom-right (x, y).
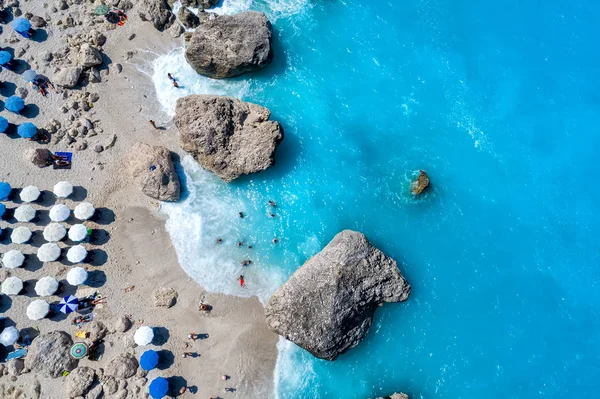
top-left (273, 338), bottom-right (318, 399)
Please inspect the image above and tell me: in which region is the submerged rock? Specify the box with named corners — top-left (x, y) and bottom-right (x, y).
top-left (411, 170), bottom-right (430, 195)
top-left (265, 230), bottom-right (411, 361)
top-left (174, 95), bottom-right (284, 182)
top-left (124, 142), bottom-right (180, 201)
top-left (185, 11), bottom-right (273, 78)
top-left (24, 331), bottom-right (78, 378)
top-left (375, 394), bottom-right (409, 399)
top-left (138, 0), bottom-right (175, 31)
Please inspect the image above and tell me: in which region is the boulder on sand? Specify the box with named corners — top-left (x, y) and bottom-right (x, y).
top-left (105, 353), bottom-right (139, 379)
top-left (54, 66), bottom-right (83, 88)
top-left (174, 95), bottom-right (284, 182)
top-left (265, 230), bottom-right (411, 361)
top-left (185, 11), bottom-right (273, 78)
top-left (124, 142), bottom-right (180, 201)
top-left (66, 367), bottom-right (96, 397)
top-left (411, 170), bottom-right (430, 195)
top-left (26, 148), bottom-right (51, 168)
top-left (77, 43), bottom-right (103, 68)
top-left (152, 287), bottom-right (178, 308)
top-left (138, 0), bottom-right (175, 31)
top-left (24, 331), bottom-right (78, 378)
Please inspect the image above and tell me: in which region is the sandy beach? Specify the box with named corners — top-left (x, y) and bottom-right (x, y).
top-left (0, 1), bottom-right (279, 398)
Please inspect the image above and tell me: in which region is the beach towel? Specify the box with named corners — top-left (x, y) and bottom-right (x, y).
top-left (5, 348), bottom-right (27, 361)
top-left (53, 151), bottom-right (72, 169)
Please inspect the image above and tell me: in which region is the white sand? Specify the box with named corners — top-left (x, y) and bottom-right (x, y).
top-left (0, 1), bottom-right (279, 398)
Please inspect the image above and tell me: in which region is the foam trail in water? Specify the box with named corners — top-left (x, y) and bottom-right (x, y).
top-left (161, 157), bottom-right (285, 302)
top-left (151, 47), bottom-right (251, 116)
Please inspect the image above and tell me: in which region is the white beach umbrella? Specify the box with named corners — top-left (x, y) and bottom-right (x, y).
top-left (20, 185), bottom-right (40, 202)
top-left (49, 204), bottom-right (70, 222)
top-left (67, 267), bottom-right (88, 286)
top-left (35, 276), bottom-right (59, 296)
top-left (74, 202), bottom-right (95, 220)
top-left (43, 223), bottom-right (67, 242)
top-left (11, 226), bottom-right (32, 244)
top-left (68, 224), bottom-right (87, 242)
top-left (53, 181), bottom-right (73, 198)
top-left (27, 299), bottom-right (50, 320)
top-left (2, 250), bottom-right (25, 269)
top-left (0, 326), bottom-right (19, 346)
top-left (37, 243), bottom-right (61, 262)
top-left (67, 245), bottom-right (87, 263)
top-left (14, 204), bottom-right (36, 222)
top-left (1, 276), bottom-right (23, 296)
top-left (134, 326), bottom-right (154, 346)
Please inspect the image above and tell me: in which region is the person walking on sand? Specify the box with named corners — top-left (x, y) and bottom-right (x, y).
top-left (238, 275), bottom-right (245, 287)
top-left (149, 120), bottom-right (158, 129)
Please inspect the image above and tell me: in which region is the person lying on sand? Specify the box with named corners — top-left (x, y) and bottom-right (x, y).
top-left (188, 333), bottom-right (200, 340)
top-left (199, 302), bottom-right (211, 312)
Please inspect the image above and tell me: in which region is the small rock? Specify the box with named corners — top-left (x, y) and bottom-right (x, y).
top-left (134, 377), bottom-right (147, 387)
top-left (83, 320), bottom-right (107, 343)
top-left (15, 87), bottom-right (27, 99)
top-left (89, 29), bottom-right (106, 46)
top-left (87, 67), bottom-right (101, 83)
top-left (104, 134), bottom-right (117, 149)
top-left (118, 379), bottom-right (128, 390)
top-left (105, 353), bottom-right (138, 379)
top-left (152, 286), bottom-right (178, 308)
top-left (89, 92), bottom-right (100, 102)
top-left (13, 7), bottom-right (21, 17)
top-left (94, 144), bottom-right (104, 153)
top-left (78, 43), bottom-right (103, 68)
top-left (75, 141), bottom-right (87, 151)
top-left (31, 16), bottom-right (47, 28)
top-left (169, 22), bottom-right (184, 38)
top-left (411, 170), bottom-right (430, 195)
top-left (178, 7), bottom-right (200, 29)
top-left (7, 359), bottom-right (24, 376)
top-left (26, 148), bottom-right (51, 168)
top-left (66, 367), bottom-right (95, 397)
top-left (128, 33), bottom-right (136, 40)
top-left (113, 315), bottom-right (132, 332)
top-left (109, 63), bottom-right (123, 74)
top-left (101, 376), bottom-right (118, 395)
top-left (54, 66), bottom-right (83, 88)
top-left (86, 384), bottom-right (103, 399)
top-left (113, 389), bottom-right (128, 399)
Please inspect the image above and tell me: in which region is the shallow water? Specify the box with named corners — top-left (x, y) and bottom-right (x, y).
top-left (156, 0), bottom-right (600, 397)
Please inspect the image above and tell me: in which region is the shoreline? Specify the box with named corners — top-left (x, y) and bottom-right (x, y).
top-left (0, 2), bottom-right (280, 397)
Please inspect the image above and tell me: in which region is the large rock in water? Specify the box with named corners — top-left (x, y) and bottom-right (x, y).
top-left (138, 0), bottom-right (174, 31)
top-left (185, 11), bottom-right (273, 78)
top-left (411, 170), bottom-right (430, 195)
top-left (24, 331), bottom-right (78, 378)
top-left (265, 230), bottom-right (411, 361)
top-left (375, 394), bottom-right (409, 399)
top-left (174, 95), bottom-right (284, 182)
top-left (125, 142), bottom-right (180, 201)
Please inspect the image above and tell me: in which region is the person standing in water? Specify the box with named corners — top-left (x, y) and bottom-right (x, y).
top-left (238, 275), bottom-right (245, 287)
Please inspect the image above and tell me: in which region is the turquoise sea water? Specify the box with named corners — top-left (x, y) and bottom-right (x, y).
top-left (155, 0), bottom-right (600, 397)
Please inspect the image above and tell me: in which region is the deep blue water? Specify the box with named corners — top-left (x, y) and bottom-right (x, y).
top-left (157, 0), bottom-right (600, 397)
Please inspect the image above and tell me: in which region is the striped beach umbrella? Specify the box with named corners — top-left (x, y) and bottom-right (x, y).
top-left (59, 295), bottom-right (79, 314)
top-left (70, 342), bottom-right (88, 359)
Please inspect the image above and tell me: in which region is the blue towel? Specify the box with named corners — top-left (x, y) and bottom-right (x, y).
top-left (53, 152), bottom-right (72, 169)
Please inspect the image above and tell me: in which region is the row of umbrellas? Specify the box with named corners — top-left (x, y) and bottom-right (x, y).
top-left (1, 268), bottom-right (88, 296)
top-left (2, 243), bottom-right (88, 266)
top-left (0, 181), bottom-right (78, 201)
top-left (3, 203), bottom-right (94, 223)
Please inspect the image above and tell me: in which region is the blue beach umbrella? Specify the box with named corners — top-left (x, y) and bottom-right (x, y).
top-left (17, 122), bottom-right (36, 138)
top-left (0, 182), bottom-right (11, 200)
top-left (59, 295), bottom-right (79, 314)
top-left (140, 350), bottom-right (159, 371)
top-left (0, 203), bottom-right (5, 218)
top-left (0, 116), bottom-right (8, 133)
top-left (148, 377), bottom-right (169, 399)
top-left (21, 70), bottom-right (37, 82)
top-left (0, 51), bottom-right (12, 65)
top-left (5, 96), bottom-right (24, 113)
top-left (12, 18), bottom-right (31, 34)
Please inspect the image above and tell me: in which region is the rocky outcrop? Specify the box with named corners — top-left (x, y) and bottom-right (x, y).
top-left (375, 394), bottom-right (409, 399)
top-left (77, 43), bottom-right (103, 68)
top-left (174, 95), bottom-right (284, 182)
top-left (265, 230), bottom-right (411, 361)
top-left (138, 0), bottom-right (175, 31)
top-left (181, 0), bottom-right (218, 8)
top-left (152, 286), bottom-right (178, 308)
top-left (185, 11), bottom-right (273, 78)
top-left (124, 142), bottom-right (180, 201)
top-left (178, 7), bottom-right (199, 29)
top-left (114, 315), bottom-right (132, 333)
top-left (66, 367), bottom-right (96, 397)
top-left (54, 66), bottom-right (83, 88)
top-left (24, 331), bottom-right (78, 378)
top-left (26, 148), bottom-right (51, 168)
top-left (83, 320), bottom-right (108, 344)
top-left (411, 170), bottom-right (430, 195)
top-left (105, 353), bottom-right (138, 379)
